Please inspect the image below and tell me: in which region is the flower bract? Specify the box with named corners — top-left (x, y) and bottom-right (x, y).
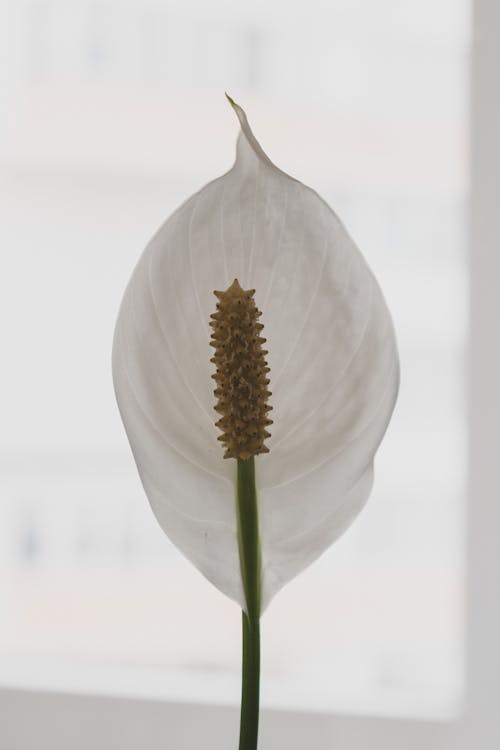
top-left (112, 97), bottom-right (399, 612)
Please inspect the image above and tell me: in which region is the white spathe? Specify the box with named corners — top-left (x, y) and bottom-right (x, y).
top-left (112, 99), bottom-right (399, 613)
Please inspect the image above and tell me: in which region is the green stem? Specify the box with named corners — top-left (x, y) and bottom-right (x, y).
top-left (236, 457), bottom-right (261, 750)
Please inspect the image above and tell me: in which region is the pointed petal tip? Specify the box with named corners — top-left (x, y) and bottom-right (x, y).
top-left (225, 92), bottom-right (247, 130)
top-left (225, 93), bottom-right (246, 126)
top-left (224, 94), bottom-right (276, 173)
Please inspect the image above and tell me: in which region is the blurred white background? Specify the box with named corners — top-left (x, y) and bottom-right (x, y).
top-left (0, 0), bottom-right (469, 722)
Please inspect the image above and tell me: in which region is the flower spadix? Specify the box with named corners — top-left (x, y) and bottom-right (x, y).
top-left (210, 278), bottom-right (273, 460)
top-left (112, 97), bottom-right (399, 612)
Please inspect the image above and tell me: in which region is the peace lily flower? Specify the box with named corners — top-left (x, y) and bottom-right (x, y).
top-left (112, 96), bottom-right (399, 749)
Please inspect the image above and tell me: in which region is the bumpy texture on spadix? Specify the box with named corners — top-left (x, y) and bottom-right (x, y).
top-left (112, 97), bottom-right (399, 612)
top-left (210, 279), bottom-right (273, 460)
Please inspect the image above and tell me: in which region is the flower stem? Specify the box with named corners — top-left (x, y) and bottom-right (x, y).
top-left (240, 611), bottom-right (260, 750)
top-left (236, 456), bottom-right (261, 750)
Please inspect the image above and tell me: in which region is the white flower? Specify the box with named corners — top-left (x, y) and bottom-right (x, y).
top-left (112, 98), bottom-right (399, 613)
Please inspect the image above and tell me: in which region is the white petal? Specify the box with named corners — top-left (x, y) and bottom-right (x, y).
top-left (112, 99), bottom-right (399, 611)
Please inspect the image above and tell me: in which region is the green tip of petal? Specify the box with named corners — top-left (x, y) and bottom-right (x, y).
top-left (225, 92), bottom-right (237, 108)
